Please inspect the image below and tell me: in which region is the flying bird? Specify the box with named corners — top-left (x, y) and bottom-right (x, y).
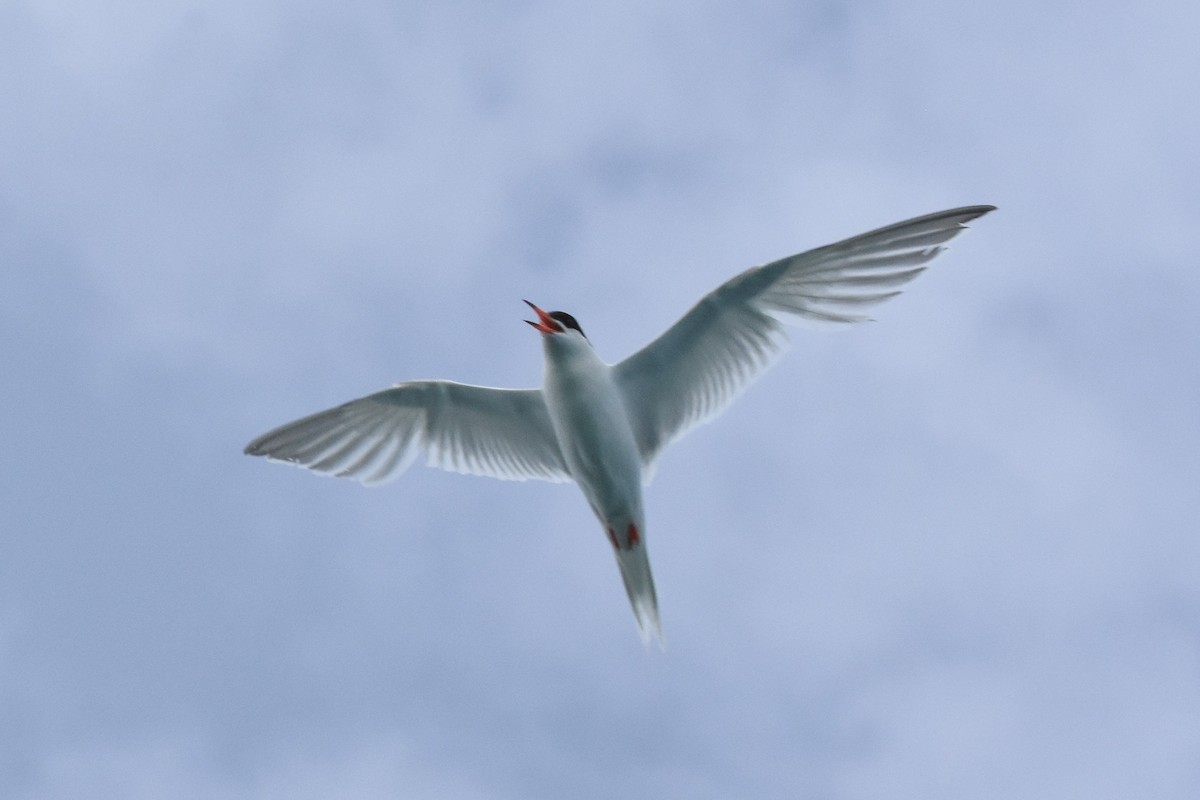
top-left (245, 205), bottom-right (994, 645)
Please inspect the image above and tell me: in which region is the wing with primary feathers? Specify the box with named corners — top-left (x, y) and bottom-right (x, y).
top-left (614, 205), bottom-right (995, 472)
top-left (245, 381), bottom-right (571, 485)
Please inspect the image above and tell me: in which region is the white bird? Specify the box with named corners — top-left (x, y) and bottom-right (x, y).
top-left (245, 205), bottom-right (994, 645)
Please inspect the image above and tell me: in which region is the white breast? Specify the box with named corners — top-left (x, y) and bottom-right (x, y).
top-left (541, 334), bottom-right (644, 523)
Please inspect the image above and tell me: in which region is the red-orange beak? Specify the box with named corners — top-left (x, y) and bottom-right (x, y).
top-left (523, 300), bottom-right (559, 334)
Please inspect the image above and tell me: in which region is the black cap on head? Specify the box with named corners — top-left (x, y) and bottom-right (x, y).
top-left (548, 311), bottom-right (585, 339)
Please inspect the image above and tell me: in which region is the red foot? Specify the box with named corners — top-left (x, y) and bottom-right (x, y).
top-left (628, 523), bottom-right (640, 547)
top-left (606, 527), bottom-right (619, 549)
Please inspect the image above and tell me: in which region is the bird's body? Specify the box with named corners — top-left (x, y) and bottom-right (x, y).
top-left (245, 205), bottom-right (995, 645)
top-left (539, 324), bottom-right (659, 637)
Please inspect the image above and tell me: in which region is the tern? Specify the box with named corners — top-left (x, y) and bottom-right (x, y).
top-left (245, 205), bottom-right (994, 645)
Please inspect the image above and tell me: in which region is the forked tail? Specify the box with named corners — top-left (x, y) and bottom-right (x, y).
top-left (609, 527), bottom-right (663, 647)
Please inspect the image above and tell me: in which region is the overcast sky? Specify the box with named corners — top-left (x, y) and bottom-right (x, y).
top-left (3, 1), bottom-right (1199, 798)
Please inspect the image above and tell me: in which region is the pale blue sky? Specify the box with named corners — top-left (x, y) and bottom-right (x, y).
top-left (3, 1), bottom-right (1199, 797)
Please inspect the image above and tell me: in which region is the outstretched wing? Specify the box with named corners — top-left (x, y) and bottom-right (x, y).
top-left (244, 381), bottom-right (570, 485)
top-left (614, 205), bottom-right (994, 472)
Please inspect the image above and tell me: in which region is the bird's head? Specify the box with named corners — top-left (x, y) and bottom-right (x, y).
top-left (524, 300), bottom-right (587, 341)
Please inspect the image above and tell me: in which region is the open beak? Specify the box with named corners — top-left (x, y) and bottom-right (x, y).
top-left (524, 300), bottom-right (559, 334)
